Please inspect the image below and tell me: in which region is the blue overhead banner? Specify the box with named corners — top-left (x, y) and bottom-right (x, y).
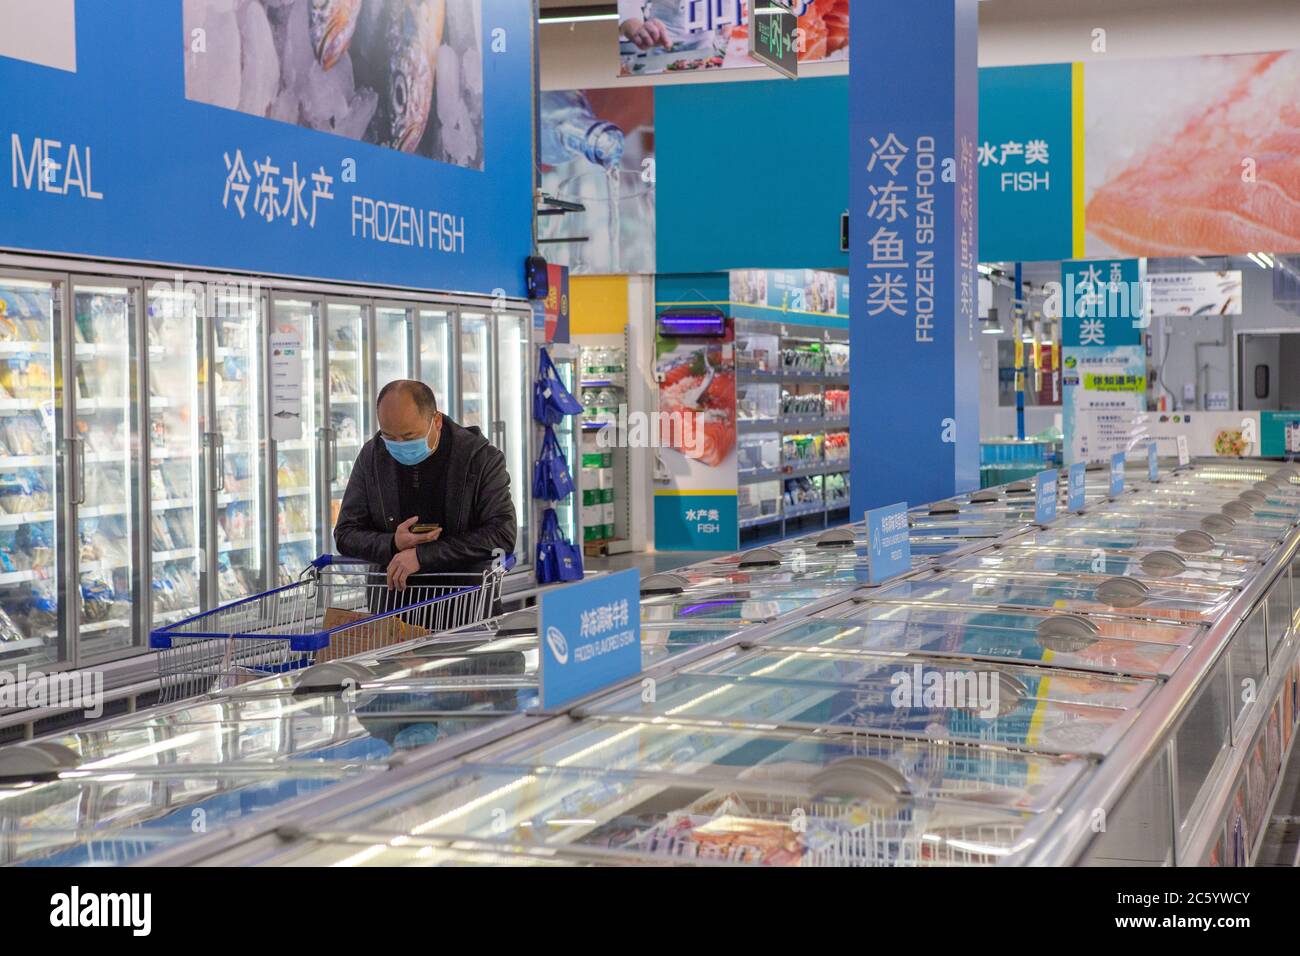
top-left (1060, 258), bottom-right (1144, 348)
top-left (978, 64), bottom-right (1075, 263)
top-left (655, 78), bottom-right (850, 274)
top-left (0, 1), bottom-right (533, 296)
top-left (849, 0), bottom-right (981, 515)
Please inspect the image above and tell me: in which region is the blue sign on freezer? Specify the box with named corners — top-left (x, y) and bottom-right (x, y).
top-left (539, 569), bottom-right (641, 710)
top-left (1147, 442), bottom-right (1160, 482)
top-left (864, 502), bottom-right (911, 585)
top-left (1035, 469), bottom-right (1059, 525)
top-left (1110, 451), bottom-right (1126, 497)
top-left (1067, 461), bottom-right (1086, 512)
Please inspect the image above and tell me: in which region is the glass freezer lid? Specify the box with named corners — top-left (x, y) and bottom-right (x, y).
top-left (483, 720), bottom-right (1087, 814)
top-left (584, 655), bottom-right (1150, 756)
top-left (758, 607), bottom-right (1193, 677)
top-left (1058, 510), bottom-right (1288, 544)
top-left (1020, 527), bottom-right (1271, 563)
top-left (866, 568), bottom-right (1234, 624)
top-left (45, 684), bottom-right (529, 769)
top-left (640, 590), bottom-right (836, 624)
top-left (945, 544), bottom-right (1252, 587)
top-left (272, 761), bottom-right (1049, 867)
top-left (0, 764), bottom-right (372, 867)
top-left (1094, 498), bottom-right (1297, 527)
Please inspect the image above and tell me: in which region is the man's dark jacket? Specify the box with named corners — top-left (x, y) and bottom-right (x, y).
top-left (334, 417), bottom-right (517, 574)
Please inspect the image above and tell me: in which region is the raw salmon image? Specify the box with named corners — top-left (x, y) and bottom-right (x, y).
top-left (1085, 51), bottom-right (1300, 256)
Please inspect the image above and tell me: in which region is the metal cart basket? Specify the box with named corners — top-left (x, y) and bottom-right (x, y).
top-left (148, 554), bottom-right (513, 703)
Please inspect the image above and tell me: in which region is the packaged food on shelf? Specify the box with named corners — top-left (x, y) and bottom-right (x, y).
top-left (824, 431), bottom-right (850, 463)
top-left (824, 388), bottom-right (850, 418)
top-left (738, 432), bottom-right (780, 474)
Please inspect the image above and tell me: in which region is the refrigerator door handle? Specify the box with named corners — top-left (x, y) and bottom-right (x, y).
top-left (493, 420), bottom-right (506, 461)
top-left (70, 437), bottom-right (87, 505)
top-left (208, 431), bottom-right (226, 492)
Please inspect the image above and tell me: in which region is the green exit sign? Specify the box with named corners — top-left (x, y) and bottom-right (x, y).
top-left (749, 0), bottom-right (798, 80)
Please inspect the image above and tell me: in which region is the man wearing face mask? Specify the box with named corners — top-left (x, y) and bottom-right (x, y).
top-left (334, 380), bottom-right (516, 593)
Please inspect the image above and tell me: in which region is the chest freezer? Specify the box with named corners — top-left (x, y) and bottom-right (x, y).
top-left (0, 764), bottom-right (370, 867)
top-left (944, 544), bottom-right (1253, 589)
top-left (756, 606), bottom-right (1195, 678)
top-left (866, 568), bottom-right (1235, 625)
top-left (581, 648), bottom-right (1152, 757)
top-left (241, 719), bottom-right (1091, 867)
top-left (640, 587), bottom-right (847, 625)
top-left (1060, 509), bottom-right (1291, 545)
top-left (1020, 526), bottom-right (1272, 564)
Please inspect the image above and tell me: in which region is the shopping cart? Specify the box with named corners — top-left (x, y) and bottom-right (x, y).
top-left (148, 553), bottom-right (515, 703)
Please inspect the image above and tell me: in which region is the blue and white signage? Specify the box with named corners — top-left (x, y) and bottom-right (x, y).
top-left (849, 0), bottom-right (980, 513)
top-left (1067, 461), bottom-right (1087, 513)
top-left (1147, 442), bottom-right (1160, 482)
top-left (1110, 451), bottom-right (1126, 498)
top-left (865, 502), bottom-right (912, 585)
top-left (0, 2), bottom-right (533, 296)
top-left (1035, 469), bottom-right (1059, 525)
top-left (539, 569), bottom-right (641, 711)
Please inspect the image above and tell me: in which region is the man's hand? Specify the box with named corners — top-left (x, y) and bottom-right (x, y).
top-left (387, 549), bottom-right (421, 591)
top-left (621, 17), bottom-right (671, 49)
top-left (394, 516), bottom-right (441, 552)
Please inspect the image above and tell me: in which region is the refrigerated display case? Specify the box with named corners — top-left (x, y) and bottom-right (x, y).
top-left (0, 257), bottom-right (538, 669)
top-left (375, 304), bottom-right (413, 393)
top-left (272, 296), bottom-right (321, 583)
top-left (458, 312), bottom-right (490, 431)
top-left (210, 286), bottom-right (268, 604)
top-left (71, 280), bottom-right (144, 658)
top-left (0, 275), bottom-right (65, 667)
top-left (146, 283), bottom-right (204, 630)
top-left (325, 301), bottom-right (370, 544)
top-left (418, 308), bottom-right (454, 414)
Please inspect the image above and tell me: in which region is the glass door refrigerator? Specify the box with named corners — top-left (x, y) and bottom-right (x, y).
top-left (0, 274), bottom-right (68, 668)
top-left (418, 307), bottom-right (454, 416)
top-left (457, 311), bottom-right (492, 433)
top-left (69, 278), bottom-right (146, 661)
top-left (374, 303), bottom-right (414, 393)
top-left (324, 300), bottom-right (371, 549)
top-left (271, 295), bottom-right (322, 583)
top-left (495, 310), bottom-right (532, 563)
top-left (207, 285), bottom-right (269, 604)
top-left (145, 281), bottom-right (205, 633)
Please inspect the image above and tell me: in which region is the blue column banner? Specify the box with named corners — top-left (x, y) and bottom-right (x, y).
top-left (1035, 469), bottom-right (1059, 525)
top-left (1110, 451), bottom-right (1126, 497)
top-left (539, 568), bottom-right (641, 711)
top-left (849, 0), bottom-right (980, 516)
top-left (1067, 461), bottom-right (1086, 512)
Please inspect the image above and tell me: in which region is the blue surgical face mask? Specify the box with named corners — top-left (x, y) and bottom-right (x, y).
top-left (383, 417), bottom-right (434, 466)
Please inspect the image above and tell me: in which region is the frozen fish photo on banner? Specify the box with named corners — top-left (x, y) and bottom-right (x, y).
top-left (1084, 50), bottom-right (1300, 256)
top-left (184, 0), bottom-right (485, 169)
top-left (617, 0), bottom-right (848, 76)
top-left (539, 88), bottom-right (656, 274)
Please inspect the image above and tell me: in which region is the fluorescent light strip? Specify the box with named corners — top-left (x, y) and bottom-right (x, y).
top-left (540, 13), bottom-right (618, 23)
